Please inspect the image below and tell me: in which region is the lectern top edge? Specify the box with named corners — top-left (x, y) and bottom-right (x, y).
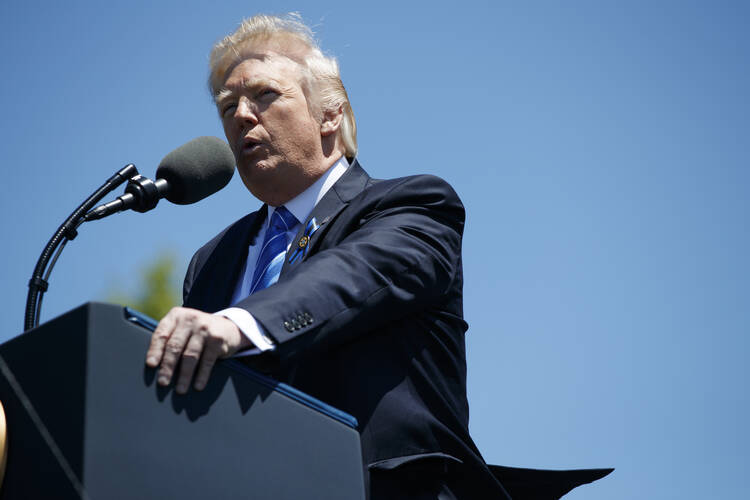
top-left (124, 305), bottom-right (359, 430)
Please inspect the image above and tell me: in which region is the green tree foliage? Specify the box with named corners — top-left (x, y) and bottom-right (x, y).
top-left (107, 252), bottom-right (181, 320)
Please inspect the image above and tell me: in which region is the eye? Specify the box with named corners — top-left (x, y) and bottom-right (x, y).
top-left (221, 103), bottom-right (237, 117)
top-left (258, 88), bottom-right (278, 99)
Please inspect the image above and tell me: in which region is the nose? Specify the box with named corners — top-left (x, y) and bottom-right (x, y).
top-left (235, 97), bottom-right (258, 126)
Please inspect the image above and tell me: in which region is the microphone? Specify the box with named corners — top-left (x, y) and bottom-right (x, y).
top-left (85, 136), bottom-right (235, 221)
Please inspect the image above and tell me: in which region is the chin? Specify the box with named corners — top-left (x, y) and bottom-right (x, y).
top-left (239, 163), bottom-right (281, 194)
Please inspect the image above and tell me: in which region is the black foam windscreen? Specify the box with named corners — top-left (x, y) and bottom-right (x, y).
top-left (156, 136), bottom-right (235, 205)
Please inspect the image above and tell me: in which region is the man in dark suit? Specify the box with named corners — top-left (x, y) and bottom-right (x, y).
top-left (146, 13), bottom-right (610, 499)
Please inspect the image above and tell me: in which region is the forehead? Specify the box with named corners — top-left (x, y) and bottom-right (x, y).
top-left (223, 51), bottom-right (303, 88)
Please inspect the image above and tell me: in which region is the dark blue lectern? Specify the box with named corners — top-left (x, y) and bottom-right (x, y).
top-left (0, 303), bottom-right (366, 499)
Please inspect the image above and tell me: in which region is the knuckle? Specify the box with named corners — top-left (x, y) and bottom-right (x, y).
top-left (198, 321), bottom-right (212, 336)
top-left (151, 322), bottom-right (169, 337)
top-left (168, 306), bottom-right (187, 317)
top-left (173, 309), bottom-right (197, 326)
top-left (165, 341), bottom-right (184, 355)
top-left (155, 331), bottom-right (171, 342)
top-left (181, 350), bottom-right (200, 362)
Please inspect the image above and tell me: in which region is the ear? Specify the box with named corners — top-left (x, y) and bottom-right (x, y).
top-left (320, 105), bottom-right (344, 137)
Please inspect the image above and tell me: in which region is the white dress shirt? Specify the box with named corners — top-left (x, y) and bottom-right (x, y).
top-left (216, 156), bottom-right (349, 355)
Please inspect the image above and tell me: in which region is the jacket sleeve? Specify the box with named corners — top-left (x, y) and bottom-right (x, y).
top-left (233, 174), bottom-right (466, 363)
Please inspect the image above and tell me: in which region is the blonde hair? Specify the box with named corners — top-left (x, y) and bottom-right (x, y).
top-left (209, 13), bottom-right (357, 158)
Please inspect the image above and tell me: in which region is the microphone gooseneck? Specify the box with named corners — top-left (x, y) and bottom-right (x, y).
top-left (25, 163), bottom-right (139, 331)
top-left (25, 137), bottom-right (235, 331)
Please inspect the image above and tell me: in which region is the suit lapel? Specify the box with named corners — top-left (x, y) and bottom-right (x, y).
top-left (280, 160), bottom-right (371, 277)
top-left (197, 205), bottom-right (267, 312)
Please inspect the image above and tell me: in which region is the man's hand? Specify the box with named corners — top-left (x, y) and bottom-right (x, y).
top-left (145, 307), bottom-right (252, 394)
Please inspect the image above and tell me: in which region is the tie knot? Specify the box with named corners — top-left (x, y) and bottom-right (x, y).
top-left (270, 205), bottom-right (297, 233)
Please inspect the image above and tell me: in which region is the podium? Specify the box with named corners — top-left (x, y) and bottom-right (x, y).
top-left (0, 303), bottom-right (366, 499)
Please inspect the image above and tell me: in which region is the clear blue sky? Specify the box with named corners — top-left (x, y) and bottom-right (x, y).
top-left (1, 1), bottom-right (748, 498)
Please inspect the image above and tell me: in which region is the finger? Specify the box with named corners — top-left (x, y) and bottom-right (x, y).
top-left (176, 333), bottom-right (205, 394)
top-left (157, 316), bottom-right (194, 386)
top-left (193, 337), bottom-right (222, 391)
top-left (146, 310), bottom-right (178, 367)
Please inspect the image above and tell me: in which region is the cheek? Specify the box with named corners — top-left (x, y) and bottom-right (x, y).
top-left (222, 118), bottom-right (235, 137)
top-left (222, 121), bottom-right (240, 155)
top-left (279, 112), bottom-right (319, 144)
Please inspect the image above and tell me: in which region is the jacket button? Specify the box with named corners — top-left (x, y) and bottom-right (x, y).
top-left (304, 313), bottom-right (313, 323)
top-left (284, 321), bottom-right (293, 332)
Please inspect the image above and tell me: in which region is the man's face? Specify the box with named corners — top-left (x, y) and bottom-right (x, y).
top-left (218, 53), bottom-right (324, 204)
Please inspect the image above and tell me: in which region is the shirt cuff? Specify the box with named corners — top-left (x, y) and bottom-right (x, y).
top-left (215, 307), bottom-right (276, 356)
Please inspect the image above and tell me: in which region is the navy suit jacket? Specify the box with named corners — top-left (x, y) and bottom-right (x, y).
top-left (182, 160), bottom-right (611, 499)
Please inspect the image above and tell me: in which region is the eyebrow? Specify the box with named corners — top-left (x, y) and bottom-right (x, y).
top-left (215, 77), bottom-right (278, 103)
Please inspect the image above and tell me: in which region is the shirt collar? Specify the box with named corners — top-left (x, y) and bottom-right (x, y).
top-left (268, 155), bottom-right (349, 225)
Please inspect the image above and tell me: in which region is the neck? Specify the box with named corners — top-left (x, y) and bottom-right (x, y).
top-left (258, 151), bottom-right (344, 207)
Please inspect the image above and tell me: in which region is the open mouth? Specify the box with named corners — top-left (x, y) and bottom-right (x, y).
top-left (242, 137), bottom-right (262, 153)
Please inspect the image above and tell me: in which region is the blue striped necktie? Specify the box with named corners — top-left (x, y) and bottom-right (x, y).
top-left (249, 206), bottom-right (298, 294)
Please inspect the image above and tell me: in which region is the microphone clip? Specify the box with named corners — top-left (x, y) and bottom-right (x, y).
top-left (84, 173), bottom-right (169, 221)
top-left (125, 175), bottom-right (161, 213)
